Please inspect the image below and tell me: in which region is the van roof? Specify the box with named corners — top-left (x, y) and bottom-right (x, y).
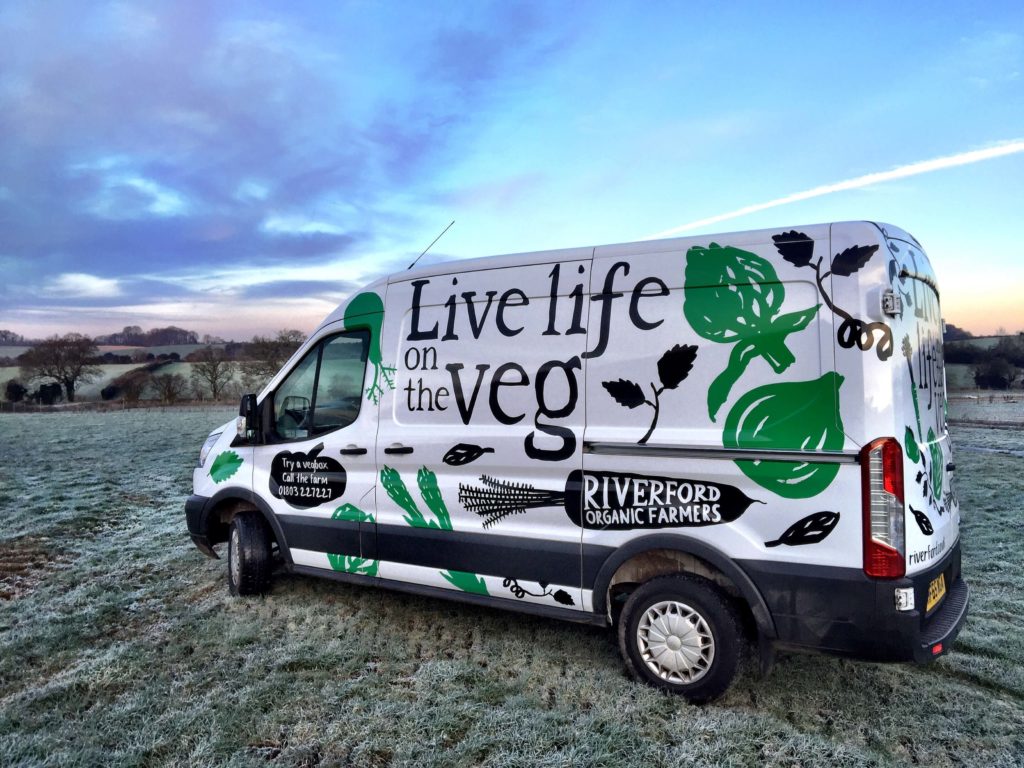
top-left (391, 220), bottom-right (914, 284)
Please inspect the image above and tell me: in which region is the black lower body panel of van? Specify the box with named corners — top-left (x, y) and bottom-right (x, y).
top-left (738, 542), bottom-right (968, 663)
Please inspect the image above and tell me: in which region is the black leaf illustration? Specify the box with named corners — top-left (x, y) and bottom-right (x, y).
top-left (442, 443), bottom-right (495, 466)
top-left (772, 230), bottom-right (815, 267)
top-left (830, 245), bottom-right (879, 277)
top-left (657, 344), bottom-right (698, 390)
top-left (765, 511), bottom-right (840, 547)
top-left (552, 589), bottom-right (575, 607)
top-left (910, 506), bottom-right (934, 536)
top-left (602, 379), bottom-right (646, 409)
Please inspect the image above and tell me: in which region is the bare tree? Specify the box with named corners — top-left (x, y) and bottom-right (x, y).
top-left (153, 373), bottom-right (187, 404)
top-left (240, 329), bottom-right (306, 390)
top-left (189, 346), bottom-right (236, 400)
top-left (118, 375), bottom-right (149, 404)
top-left (19, 334), bottom-right (101, 403)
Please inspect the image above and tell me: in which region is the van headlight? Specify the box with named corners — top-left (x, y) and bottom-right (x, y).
top-left (198, 432), bottom-right (223, 468)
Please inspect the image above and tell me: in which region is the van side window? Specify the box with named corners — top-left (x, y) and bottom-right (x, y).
top-left (273, 330), bottom-right (370, 440)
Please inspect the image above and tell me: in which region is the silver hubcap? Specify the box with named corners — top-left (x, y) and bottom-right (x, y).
top-left (636, 600), bottom-right (715, 684)
top-left (230, 526), bottom-right (242, 585)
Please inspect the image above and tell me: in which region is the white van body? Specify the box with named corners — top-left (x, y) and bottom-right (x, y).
top-left (187, 221), bottom-right (968, 701)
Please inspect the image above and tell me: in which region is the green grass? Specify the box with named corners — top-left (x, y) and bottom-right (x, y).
top-left (0, 411), bottom-right (1022, 766)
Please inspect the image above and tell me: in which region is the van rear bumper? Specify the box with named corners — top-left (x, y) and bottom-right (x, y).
top-left (738, 541), bottom-right (967, 663)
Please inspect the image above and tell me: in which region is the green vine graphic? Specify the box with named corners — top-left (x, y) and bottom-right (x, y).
top-left (327, 503), bottom-right (379, 576)
top-left (723, 373), bottom-right (845, 498)
top-left (208, 451), bottom-right (243, 484)
top-left (380, 465), bottom-right (488, 596)
top-left (683, 243), bottom-right (820, 421)
top-left (343, 292), bottom-right (396, 405)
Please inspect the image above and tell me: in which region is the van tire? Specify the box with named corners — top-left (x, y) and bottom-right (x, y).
top-left (227, 512), bottom-right (272, 596)
top-left (617, 574), bottom-right (740, 703)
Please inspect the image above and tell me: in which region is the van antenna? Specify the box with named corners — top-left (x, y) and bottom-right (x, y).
top-left (408, 220), bottom-right (455, 270)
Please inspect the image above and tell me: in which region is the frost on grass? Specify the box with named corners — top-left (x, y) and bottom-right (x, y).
top-left (0, 411), bottom-right (1023, 767)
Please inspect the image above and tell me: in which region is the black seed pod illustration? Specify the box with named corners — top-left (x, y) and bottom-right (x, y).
top-left (764, 511), bottom-right (840, 547)
top-left (910, 506), bottom-right (934, 536)
top-left (442, 443), bottom-right (495, 466)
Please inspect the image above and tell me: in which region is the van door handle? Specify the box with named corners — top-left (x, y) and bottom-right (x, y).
top-left (946, 462), bottom-right (956, 472)
top-left (384, 444), bottom-right (414, 455)
top-left (339, 446), bottom-right (368, 456)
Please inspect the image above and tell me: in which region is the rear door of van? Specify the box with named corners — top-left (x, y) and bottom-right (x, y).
top-left (374, 257), bottom-right (592, 611)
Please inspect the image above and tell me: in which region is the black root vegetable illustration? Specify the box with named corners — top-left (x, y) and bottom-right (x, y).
top-left (442, 443), bottom-right (495, 466)
top-left (764, 511), bottom-right (839, 547)
top-left (459, 470), bottom-right (760, 530)
top-left (910, 506), bottom-right (934, 536)
top-left (771, 231), bottom-right (892, 361)
top-left (602, 344), bottom-right (698, 444)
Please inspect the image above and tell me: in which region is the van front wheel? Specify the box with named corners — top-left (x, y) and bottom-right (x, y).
top-left (617, 575), bottom-right (740, 703)
top-left (227, 512), bottom-right (272, 596)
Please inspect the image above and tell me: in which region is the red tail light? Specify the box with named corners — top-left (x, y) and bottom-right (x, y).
top-left (862, 437), bottom-right (906, 579)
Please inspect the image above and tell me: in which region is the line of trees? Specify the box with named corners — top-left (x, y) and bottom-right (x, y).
top-left (3, 329), bottom-right (307, 404)
top-left (946, 332), bottom-right (1024, 390)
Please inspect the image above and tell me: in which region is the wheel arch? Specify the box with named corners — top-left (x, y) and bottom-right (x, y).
top-left (591, 534), bottom-right (777, 639)
top-left (201, 487), bottom-right (293, 564)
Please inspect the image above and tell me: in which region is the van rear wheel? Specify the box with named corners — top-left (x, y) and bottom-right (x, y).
top-left (617, 575), bottom-right (740, 703)
top-left (227, 512), bottom-right (272, 596)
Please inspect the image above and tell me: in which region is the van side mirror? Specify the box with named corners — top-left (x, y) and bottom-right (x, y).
top-left (238, 393), bottom-right (259, 441)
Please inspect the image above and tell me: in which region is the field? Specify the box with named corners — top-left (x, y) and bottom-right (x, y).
top-left (0, 408), bottom-right (1022, 767)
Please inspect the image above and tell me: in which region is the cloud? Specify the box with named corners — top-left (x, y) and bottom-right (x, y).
top-left (645, 139), bottom-right (1024, 239)
top-left (45, 273), bottom-right (122, 298)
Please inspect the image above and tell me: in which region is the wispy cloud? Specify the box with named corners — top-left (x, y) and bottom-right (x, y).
top-left (645, 139), bottom-right (1024, 239)
top-left (45, 273), bottom-right (122, 298)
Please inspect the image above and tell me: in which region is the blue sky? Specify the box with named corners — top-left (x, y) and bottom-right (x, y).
top-left (1, 1), bottom-right (1022, 339)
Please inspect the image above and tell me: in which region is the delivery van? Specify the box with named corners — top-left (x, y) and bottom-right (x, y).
top-left (185, 221), bottom-right (968, 702)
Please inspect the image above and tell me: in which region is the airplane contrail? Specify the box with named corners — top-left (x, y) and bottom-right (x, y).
top-left (644, 139), bottom-right (1024, 240)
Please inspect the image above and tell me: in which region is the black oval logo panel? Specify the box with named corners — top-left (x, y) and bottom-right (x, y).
top-left (270, 443), bottom-right (347, 509)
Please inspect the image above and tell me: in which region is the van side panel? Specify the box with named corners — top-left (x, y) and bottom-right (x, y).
top-left (583, 234), bottom-right (864, 580)
top-left (373, 259), bottom-right (594, 612)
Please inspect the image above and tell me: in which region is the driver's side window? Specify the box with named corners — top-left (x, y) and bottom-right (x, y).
top-left (273, 331), bottom-right (369, 440)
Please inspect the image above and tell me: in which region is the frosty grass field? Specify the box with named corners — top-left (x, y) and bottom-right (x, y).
top-left (0, 405), bottom-right (1022, 767)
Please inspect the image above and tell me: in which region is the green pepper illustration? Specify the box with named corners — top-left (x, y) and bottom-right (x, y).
top-left (684, 243), bottom-right (820, 420)
top-left (343, 291), bottom-right (395, 404)
top-left (723, 373), bottom-right (845, 498)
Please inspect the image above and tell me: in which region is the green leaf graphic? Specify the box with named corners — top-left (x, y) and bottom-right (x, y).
top-left (328, 553), bottom-right (379, 576)
top-left (928, 428), bottom-right (943, 498)
top-left (208, 451), bottom-right (243, 484)
top-left (332, 503), bottom-right (373, 523)
top-left (441, 569), bottom-right (489, 595)
top-left (723, 373), bottom-right (845, 498)
top-left (904, 427), bottom-right (921, 464)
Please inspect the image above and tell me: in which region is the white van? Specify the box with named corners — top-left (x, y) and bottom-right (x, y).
top-left (186, 221), bottom-right (968, 702)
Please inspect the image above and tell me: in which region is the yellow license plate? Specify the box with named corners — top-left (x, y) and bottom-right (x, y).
top-left (927, 573), bottom-right (947, 613)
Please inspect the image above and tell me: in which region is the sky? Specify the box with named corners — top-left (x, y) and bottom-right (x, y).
top-left (1, 0), bottom-right (1022, 340)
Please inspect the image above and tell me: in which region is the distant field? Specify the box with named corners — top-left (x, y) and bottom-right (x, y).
top-left (0, 410), bottom-right (1021, 766)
